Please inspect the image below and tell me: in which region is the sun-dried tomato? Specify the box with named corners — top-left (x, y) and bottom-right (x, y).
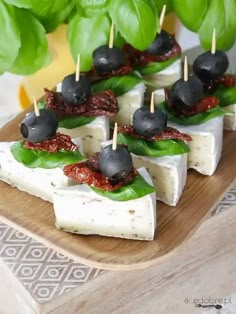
top-left (45, 89), bottom-right (118, 117)
top-left (63, 153), bottom-right (138, 191)
top-left (124, 40), bottom-right (181, 67)
top-left (118, 125), bottom-right (192, 142)
top-left (24, 133), bottom-right (78, 153)
top-left (165, 88), bottom-right (219, 117)
top-left (204, 75), bottom-right (236, 92)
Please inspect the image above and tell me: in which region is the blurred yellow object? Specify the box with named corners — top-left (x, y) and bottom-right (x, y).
top-left (19, 24), bottom-right (75, 109)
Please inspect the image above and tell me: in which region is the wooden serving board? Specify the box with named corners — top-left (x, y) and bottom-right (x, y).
top-left (0, 108), bottom-right (235, 271)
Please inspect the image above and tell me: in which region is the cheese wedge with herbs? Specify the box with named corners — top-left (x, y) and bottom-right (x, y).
top-left (0, 140), bottom-right (82, 202)
top-left (53, 167), bottom-right (156, 241)
top-left (223, 104), bottom-right (236, 130)
top-left (168, 117), bottom-right (224, 175)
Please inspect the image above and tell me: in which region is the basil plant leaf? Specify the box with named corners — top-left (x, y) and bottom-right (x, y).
top-left (2, 0), bottom-right (32, 8)
top-left (75, 0), bottom-right (110, 18)
top-left (91, 75), bottom-right (144, 96)
top-left (91, 174), bottom-right (155, 201)
top-left (0, 2), bottom-right (21, 72)
top-left (10, 141), bottom-right (85, 169)
top-left (109, 0), bottom-right (158, 50)
top-left (173, 0), bottom-right (209, 32)
top-left (68, 13), bottom-right (111, 71)
top-left (158, 102), bottom-right (226, 125)
top-left (199, 0), bottom-right (236, 51)
top-left (9, 8), bottom-right (49, 75)
top-left (210, 86), bottom-right (236, 108)
top-left (117, 133), bottom-right (189, 157)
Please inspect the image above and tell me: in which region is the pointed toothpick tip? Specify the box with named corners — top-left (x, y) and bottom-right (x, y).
top-left (112, 122), bottom-right (118, 150)
top-left (211, 28), bottom-right (216, 55)
top-left (184, 55), bottom-right (188, 82)
top-left (33, 96), bottom-right (40, 117)
top-left (75, 53), bottom-right (80, 82)
top-left (150, 92), bottom-right (155, 113)
top-left (159, 4), bottom-right (166, 31)
top-left (109, 22), bottom-right (114, 49)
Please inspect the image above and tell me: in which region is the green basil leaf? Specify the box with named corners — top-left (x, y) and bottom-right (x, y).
top-left (209, 86), bottom-right (236, 108)
top-left (137, 57), bottom-right (179, 76)
top-left (68, 13), bottom-right (111, 71)
top-left (2, 0), bottom-right (32, 8)
top-left (90, 173), bottom-right (155, 201)
top-left (109, 0), bottom-right (158, 50)
top-left (75, 0), bottom-right (110, 18)
top-left (158, 102), bottom-right (226, 125)
top-left (38, 2), bottom-right (75, 33)
top-left (9, 9), bottom-right (49, 75)
top-left (0, 2), bottom-right (21, 72)
top-left (37, 101), bottom-right (96, 128)
top-left (199, 0), bottom-right (236, 51)
top-left (91, 75), bottom-right (144, 96)
top-left (117, 133), bottom-right (189, 157)
top-left (173, 0), bottom-right (209, 32)
top-left (10, 141), bottom-right (85, 169)
top-left (58, 116), bottom-right (96, 129)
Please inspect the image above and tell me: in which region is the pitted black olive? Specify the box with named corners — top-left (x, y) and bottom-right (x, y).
top-left (170, 76), bottom-right (204, 111)
top-left (193, 50), bottom-right (229, 82)
top-left (133, 106), bottom-right (167, 138)
top-left (20, 109), bottom-right (58, 143)
top-left (61, 73), bottom-right (91, 105)
top-left (98, 144), bottom-right (133, 181)
top-left (146, 30), bottom-right (174, 56)
top-left (93, 45), bottom-right (125, 75)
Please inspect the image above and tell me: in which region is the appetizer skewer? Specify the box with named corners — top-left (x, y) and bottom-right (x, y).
top-left (107, 94), bottom-right (191, 206)
top-left (0, 100), bottom-right (85, 202)
top-left (193, 28), bottom-right (236, 130)
top-left (158, 56), bottom-right (224, 176)
top-left (45, 54), bottom-right (117, 156)
top-left (53, 124), bottom-right (156, 240)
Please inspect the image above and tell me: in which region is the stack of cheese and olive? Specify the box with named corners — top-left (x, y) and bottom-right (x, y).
top-left (0, 25), bottom-right (233, 241)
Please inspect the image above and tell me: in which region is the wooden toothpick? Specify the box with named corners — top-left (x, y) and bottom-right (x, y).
top-left (112, 122), bottom-right (118, 150)
top-left (184, 55), bottom-right (188, 82)
top-left (33, 96), bottom-right (40, 117)
top-left (75, 53), bottom-right (80, 82)
top-left (150, 92), bottom-right (155, 113)
top-left (109, 22), bottom-right (114, 49)
top-left (211, 28), bottom-right (216, 55)
top-left (159, 4), bottom-right (166, 31)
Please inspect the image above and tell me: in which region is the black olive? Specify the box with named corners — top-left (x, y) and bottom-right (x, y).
top-left (146, 30), bottom-right (174, 56)
top-left (98, 144), bottom-right (133, 181)
top-left (61, 73), bottom-right (91, 105)
top-left (93, 45), bottom-right (125, 75)
top-left (170, 76), bottom-right (204, 111)
top-left (133, 106), bottom-right (167, 138)
top-left (20, 109), bottom-right (58, 143)
top-left (193, 50), bottom-right (229, 82)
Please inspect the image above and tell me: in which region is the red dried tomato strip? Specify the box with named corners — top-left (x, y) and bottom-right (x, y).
top-left (24, 133), bottom-right (78, 153)
top-left (124, 41), bottom-right (181, 67)
top-left (45, 89), bottom-right (118, 117)
top-left (64, 161), bottom-right (138, 191)
top-left (164, 88), bottom-right (219, 116)
top-left (204, 75), bottom-right (236, 92)
top-left (118, 125), bottom-right (192, 142)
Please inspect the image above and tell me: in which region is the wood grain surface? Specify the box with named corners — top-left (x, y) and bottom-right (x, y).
top-left (0, 108), bottom-right (235, 271)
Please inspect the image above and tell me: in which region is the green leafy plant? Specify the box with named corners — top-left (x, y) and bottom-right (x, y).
top-left (91, 173), bottom-right (155, 201)
top-left (11, 141), bottom-right (85, 169)
top-left (1, 0), bottom-right (236, 74)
